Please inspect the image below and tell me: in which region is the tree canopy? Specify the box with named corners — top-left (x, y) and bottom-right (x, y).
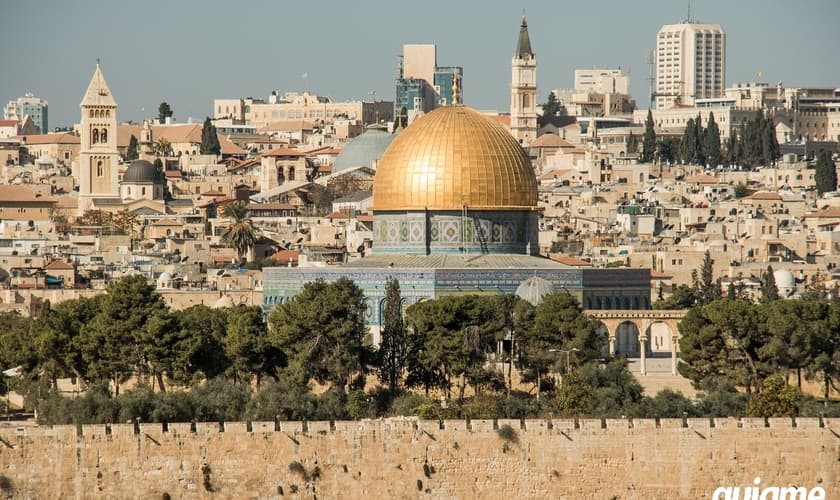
top-left (158, 102), bottom-right (173, 123)
top-left (815, 150), bottom-right (837, 195)
top-left (200, 117), bottom-right (221, 155)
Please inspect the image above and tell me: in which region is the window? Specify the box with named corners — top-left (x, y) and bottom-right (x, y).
top-left (96, 160), bottom-right (103, 177)
top-left (92, 128), bottom-right (99, 144)
top-left (100, 129), bottom-right (107, 143)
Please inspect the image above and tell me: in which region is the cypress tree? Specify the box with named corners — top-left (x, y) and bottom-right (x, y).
top-left (126, 134), bottom-right (139, 161)
top-left (694, 112), bottom-right (706, 165)
top-left (641, 109), bottom-right (656, 163)
top-left (704, 112), bottom-right (722, 168)
top-left (760, 266), bottom-right (780, 302)
top-left (815, 150), bottom-right (837, 195)
top-left (200, 117), bottom-right (221, 155)
top-left (379, 277), bottom-right (407, 393)
top-left (681, 118), bottom-right (696, 164)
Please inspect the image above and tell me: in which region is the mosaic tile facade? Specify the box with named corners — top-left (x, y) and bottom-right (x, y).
top-left (372, 210), bottom-right (538, 255)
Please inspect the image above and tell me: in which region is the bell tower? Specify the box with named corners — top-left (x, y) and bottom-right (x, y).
top-left (510, 16), bottom-right (537, 145)
top-left (76, 61), bottom-right (119, 212)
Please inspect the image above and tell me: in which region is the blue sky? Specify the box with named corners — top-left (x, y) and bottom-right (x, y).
top-left (2, 0), bottom-right (838, 128)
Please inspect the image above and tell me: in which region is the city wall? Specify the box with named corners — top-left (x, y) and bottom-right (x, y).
top-left (0, 417), bottom-right (837, 499)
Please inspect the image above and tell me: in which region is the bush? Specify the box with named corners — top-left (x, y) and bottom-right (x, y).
top-left (389, 393), bottom-right (431, 417)
top-left (192, 378), bottom-right (249, 422)
top-left (151, 391), bottom-right (196, 422)
top-left (246, 379), bottom-right (317, 421)
top-left (117, 385), bottom-right (158, 423)
top-left (345, 389), bottom-right (375, 419)
top-left (632, 389), bottom-right (699, 418)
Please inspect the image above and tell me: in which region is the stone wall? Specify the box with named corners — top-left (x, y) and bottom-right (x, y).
top-left (0, 417), bottom-right (836, 499)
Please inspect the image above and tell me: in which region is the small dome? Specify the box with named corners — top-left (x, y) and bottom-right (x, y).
top-left (158, 271), bottom-right (172, 281)
top-left (122, 159), bottom-right (157, 183)
top-left (212, 295), bottom-right (234, 309)
top-left (515, 276), bottom-right (555, 306)
top-left (333, 126), bottom-right (394, 173)
top-left (773, 269), bottom-right (795, 290)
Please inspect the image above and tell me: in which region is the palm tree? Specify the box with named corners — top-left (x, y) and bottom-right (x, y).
top-left (221, 202), bottom-right (257, 262)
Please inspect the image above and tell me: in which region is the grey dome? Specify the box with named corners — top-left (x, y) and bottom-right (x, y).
top-left (332, 126), bottom-right (395, 173)
top-left (515, 276), bottom-right (555, 306)
top-left (122, 159), bottom-right (157, 183)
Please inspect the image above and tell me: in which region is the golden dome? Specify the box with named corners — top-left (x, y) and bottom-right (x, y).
top-left (372, 105), bottom-right (538, 211)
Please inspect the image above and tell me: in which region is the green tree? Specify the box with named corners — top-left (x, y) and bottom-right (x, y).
top-left (33, 296), bottom-right (103, 389)
top-left (126, 134), bottom-right (139, 161)
top-left (746, 375), bottom-right (801, 417)
top-left (158, 102), bottom-right (173, 123)
top-left (541, 91), bottom-right (560, 118)
top-left (79, 275), bottom-right (167, 395)
top-left (697, 250), bottom-right (720, 306)
top-left (653, 284), bottom-right (698, 309)
top-left (734, 182), bottom-right (750, 198)
top-left (656, 137), bottom-right (679, 165)
top-left (813, 303), bottom-right (840, 405)
top-left (405, 296), bottom-right (497, 400)
top-left (137, 309), bottom-right (182, 392)
top-left (220, 202), bottom-right (257, 262)
top-left (517, 291), bottom-right (603, 398)
top-left (223, 305), bottom-right (279, 386)
top-left (378, 277), bottom-right (407, 393)
top-left (641, 109), bottom-right (656, 162)
top-left (760, 265), bottom-right (780, 302)
top-left (268, 278), bottom-right (370, 393)
top-left (760, 299), bottom-right (826, 390)
top-left (678, 300), bottom-right (769, 394)
top-left (153, 138), bottom-right (172, 157)
top-left (200, 117), bottom-right (221, 155)
top-left (704, 112), bottom-right (722, 167)
top-left (693, 113), bottom-right (706, 165)
top-left (815, 150), bottom-right (837, 195)
top-left (173, 305), bottom-right (230, 382)
top-left (680, 118), bottom-right (697, 164)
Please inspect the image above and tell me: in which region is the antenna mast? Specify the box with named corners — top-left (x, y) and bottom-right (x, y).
top-left (686, 0), bottom-right (692, 23)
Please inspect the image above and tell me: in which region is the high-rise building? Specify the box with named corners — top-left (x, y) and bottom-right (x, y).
top-left (510, 17), bottom-right (537, 145)
top-left (574, 68), bottom-right (630, 95)
top-left (75, 62), bottom-right (119, 212)
top-left (4, 92), bottom-right (48, 133)
top-left (395, 44), bottom-right (462, 121)
top-left (433, 66), bottom-right (463, 106)
top-left (655, 22), bottom-right (725, 109)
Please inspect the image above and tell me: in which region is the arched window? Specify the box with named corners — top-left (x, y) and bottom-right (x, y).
top-left (92, 129), bottom-right (99, 144)
top-left (100, 129), bottom-right (107, 143)
top-left (89, 110), bottom-right (94, 118)
top-left (105, 110), bottom-right (110, 118)
top-left (142, 187), bottom-right (146, 196)
top-left (96, 160), bottom-right (103, 177)
top-left (288, 167), bottom-right (295, 181)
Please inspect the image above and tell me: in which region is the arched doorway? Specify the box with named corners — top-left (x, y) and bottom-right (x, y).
top-left (647, 322), bottom-right (674, 356)
top-left (614, 321), bottom-right (641, 357)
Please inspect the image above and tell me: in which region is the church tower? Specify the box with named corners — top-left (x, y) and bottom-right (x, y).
top-left (510, 17), bottom-right (537, 145)
top-left (76, 62), bottom-right (119, 212)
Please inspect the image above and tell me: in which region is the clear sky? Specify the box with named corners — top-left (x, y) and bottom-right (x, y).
top-left (2, 0), bottom-right (838, 129)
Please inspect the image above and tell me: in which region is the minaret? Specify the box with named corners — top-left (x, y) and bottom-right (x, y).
top-left (510, 16), bottom-right (537, 145)
top-left (76, 61), bottom-right (119, 212)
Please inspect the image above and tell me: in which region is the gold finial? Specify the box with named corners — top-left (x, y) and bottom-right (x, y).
top-left (451, 68), bottom-right (460, 105)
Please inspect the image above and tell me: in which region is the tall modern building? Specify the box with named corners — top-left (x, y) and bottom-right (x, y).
top-left (395, 44), bottom-right (462, 121)
top-left (510, 17), bottom-right (537, 145)
top-left (4, 92), bottom-right (48, 133)
top-left (655, 22), bottom-right (725, 109)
